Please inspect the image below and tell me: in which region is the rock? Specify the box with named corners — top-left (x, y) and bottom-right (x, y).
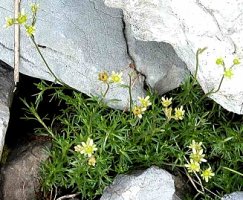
top-left (104, 0), bottom-right (243, 114)
top-left (0, 141), bottom-right (51, 200)
top-left (0, 61), bottom-right (14, 159)
top-left (222, 192), bottom-right (243, 200)
top-left (0, 0), bottom-right (144, 110)
top-left (100, 166), bottom-right (181, 200)
top-left (125, 23), bottom-right (189, 94)
top-left (0, 0), bottom-right (187, 110)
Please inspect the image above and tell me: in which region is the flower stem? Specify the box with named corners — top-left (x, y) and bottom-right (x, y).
top-left (128, 74), bottom-right (133, 112)
top-left (213, 75), bottom-right (224, 94)
top-left (31, 36), bottom-right (64, 85)
top-left (103, 82), bottom-right (110, 98)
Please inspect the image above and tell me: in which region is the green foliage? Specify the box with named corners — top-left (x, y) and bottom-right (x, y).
top-left (23, 70), bottom-right (243, 199)
top-left (6, 3), bottom-right (242, 199)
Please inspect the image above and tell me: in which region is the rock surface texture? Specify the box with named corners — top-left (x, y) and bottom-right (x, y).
top-left (222, 192), bottom-right (243, 200)
top-left (0, 141), bottom-right (50, 200)
top-left (104, 0), bottom-right (243, 114)
top-left (0, 0), bottom-right (188, 109)
top-left (100, 166), bottom-right (181, 200)
top-left (0, 61), bottom-right (14, 159)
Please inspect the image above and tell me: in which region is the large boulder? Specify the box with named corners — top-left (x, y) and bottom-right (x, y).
top-left (0, 0), bottom-right (188, 110)
top-left (0, 61), bottom-right (14, 160)
top-left (100, 166), bottom-right (181, 200)
top-left (0, 141), bottom-right (50, 200)
top-left (222, 192), bottom-right (243, 200)
top-left (104, 0), bottom-right (243, 114)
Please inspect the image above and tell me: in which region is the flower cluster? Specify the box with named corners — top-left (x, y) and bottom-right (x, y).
top-left (98, 71), bottom-right (123, 84)
top-left (132, 96), bottom-right (152, 118)
top-left (161, 97), bottom-right (185, 121)
top-left (216, 57), bottom-right (240, 79)
top-left (185, 140), bottom-right (214, 182)
top-left (74, 138), bottom-right (98, 166)
top-left (5, 3), bottom-right (39, 37)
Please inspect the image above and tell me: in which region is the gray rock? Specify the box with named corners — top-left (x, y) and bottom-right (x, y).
top-left (104, 0), bottom-right (243, 114)
top-left (125, 23), bottom-right (189, 94)
top-left (0, 0), bottom-right (187, 111)
top-left (222, 192), bottom-right (243, 200)
top-left (0, 61), bottom-right (14, 159)
top-left (0, 0), bottom-right (145, 110)
top-left (1, 141), bottom-right (50, 200)
top-left (100, 166), bottom-right (181, 200)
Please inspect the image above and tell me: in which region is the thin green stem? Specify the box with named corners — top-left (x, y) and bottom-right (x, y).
top-left (194, 49), bottom-right (200, 80)
top-left (212, 75), bottom-right (224, 94)
top-left (194, 47), bottom-right (207, 80)
top-left (128, 74), bottom-right (133, 112)
top-left (103, 83), bottom-right (110, 98)
top-left (223, 167), bottom-right (243, 176)
top-left (22, 99), bottom-right (54, 137)
top-left (198, 75), bottom-right (224, 104)
top-left (31, 36), bottom-right (64, 85)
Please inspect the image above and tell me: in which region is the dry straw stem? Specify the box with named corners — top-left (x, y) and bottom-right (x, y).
top-left (14, 0), bottom-right (21, 85)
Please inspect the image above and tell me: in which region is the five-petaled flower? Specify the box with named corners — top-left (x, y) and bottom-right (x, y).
top-left (185, 159), bottom-right (200, 173)
top-left (88, 156), bottom-right (97, 166)
top-left (5, 17), bottom-right (15, 28)
top-left (110, 71), bottom-right (123, 84)
top-left (161, 96), bottom-right (172, 107)
top-left (201, 167), bottom-right (215, 182)
top-left (216, 57), bottom-right (224, 66)
top-left (138, 96), bottom-right (152, 109)
top-left (233, 58), bottom-right (240, 65)
top-left (17, 10), bottom-right (27, 24)
top-left (188, 140), bottom-right (203, 153)
top-left (174, 106), bottom-right (185, 120)
top-left (132, 105), bottom-right (146, 119)
top-left (74, 138), bottom-right (98, 157)
top-left (190, 149), bottom-right (207, 163)
top-left (163, 107), bottom-right (172, 121)
top-left (25, 25), bottom-right (35, 36)
top-left (31, 3), bottom-right (39, 14)
top-left (224, 68), bottom-right (234, 79)
top-left (98, 71), bottom-right (109, 83)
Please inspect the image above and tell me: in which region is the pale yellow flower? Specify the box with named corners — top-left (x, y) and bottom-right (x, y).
top-left (25, 25), bottom-right (35, 36)
top-left (5, 17), bottom-right (15, 28)
top-left (190, 149), bottom-right (207, 163)
top-left (98, 71), bottom-right (109, 83)
top-left (216, 57), bottom-right (224, 66)
top-left (110, 71), bottom-right (123, 84)
top-left (174, 106), bottom-right (185, 120)
top-left (185, 159), bottom-right (200, 173)
top-left (74, 144), bottom-right (83, 152)
top-left (188, 140), bottom-right (203, 153)
top-left (138, 96), bottom-right (152, 109)
top-left (161, 96), bottom-right (172, 107)
top-left (132, 105), bottom-right (146, 119)
top-left (74, 138), bottom-right (97, 157)
top-left (201, 167), bottom-right (215, 182)
top-left (31, 3), bottom-right (39, 13)
top-left (88, 156), bottom-right (96, 166)
top-left (17, 10), bottom-right (27, 24)
top-left (224, 68), bottom-right (234, 79)
top-left (163, 107), bottom-right (172, 121)
top-left (233, 58), bottom-right (240, 65)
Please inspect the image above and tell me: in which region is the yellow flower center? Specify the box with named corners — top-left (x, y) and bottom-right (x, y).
top-left (190, 163), bottom-right (199, 171)
top-left (85, 146), bottom-right (94, 154)
top-left (112, 76), bottom-right (120, 83)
